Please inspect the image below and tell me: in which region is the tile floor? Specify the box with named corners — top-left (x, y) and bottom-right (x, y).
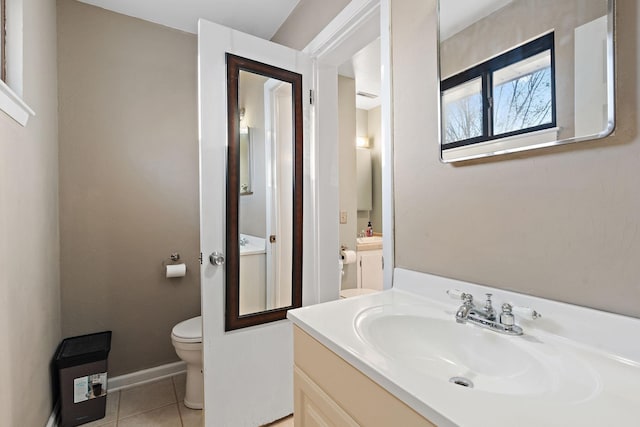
top-left (82, 374), bottom-right (202, 427)
top-left (83, 374), bottom-right (293, 426)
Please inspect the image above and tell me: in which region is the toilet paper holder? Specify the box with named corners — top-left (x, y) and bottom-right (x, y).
top-left (162, 252), bottom-right (187, 278)
top-left (161, 252), bottom-right (181, 267)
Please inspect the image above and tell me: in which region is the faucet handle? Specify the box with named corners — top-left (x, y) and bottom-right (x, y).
top-left (500, 303), bottom-right (515, 328)
top-left (447, 289), bottom-right (473, 302)
top-left (446, 289), bottom-right (464, 299)
top-left (512, 305), bottom-right (542, 320)
top-left (462, 293), bottom-right (474, 304)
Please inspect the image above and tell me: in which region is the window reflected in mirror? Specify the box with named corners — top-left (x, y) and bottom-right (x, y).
top-left (441, 33), bottom-right (555, 150)
top-left (439, 0), bottom-right (615, 162)
top-left (442, 77), bottom-right (483, 145)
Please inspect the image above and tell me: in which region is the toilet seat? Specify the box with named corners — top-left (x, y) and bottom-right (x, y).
top-left (171, 316), bottom-right (202, 343)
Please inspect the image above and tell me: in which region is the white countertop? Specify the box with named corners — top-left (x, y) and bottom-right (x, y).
top-left (287, 269), bottom-right (640, 426)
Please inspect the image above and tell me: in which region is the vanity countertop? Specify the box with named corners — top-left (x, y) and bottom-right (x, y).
top-left (287, 268), bottom-right (640, 426)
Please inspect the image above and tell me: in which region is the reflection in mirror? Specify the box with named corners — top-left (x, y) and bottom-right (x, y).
top-left (226, 54), bottom-right (303, 331)
top-left (239, 127), bottom-right (252, 195)
top-left (439, 0), bottom-right (615, 162)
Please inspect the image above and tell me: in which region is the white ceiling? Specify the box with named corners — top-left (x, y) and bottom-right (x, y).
top-left (78, 0), bottom-right (382, 109)
top-left (338, 38), bottom-right (381, 111)
top-left (440, 0), bottom-right (513, 40)
top-left (77, 0), bottom-right (301, 38)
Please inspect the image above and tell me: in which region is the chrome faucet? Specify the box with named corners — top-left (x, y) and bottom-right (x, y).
top-left (450, 291), bottom-right (525, 336)
top-left (455, 293), bottom-right (496, 322)
top-left (454, 293), bottom-right (475, 322)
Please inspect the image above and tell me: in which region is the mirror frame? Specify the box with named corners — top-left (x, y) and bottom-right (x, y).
top-left (225, 53), bottom-right (303, 331)
top-left (438, 0), bottom-right (616, 163)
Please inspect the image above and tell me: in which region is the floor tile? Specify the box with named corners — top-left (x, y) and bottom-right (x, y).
top-left (118, 378), bottom-right (177, 419)
top-left (172, 373), bottom-right (186, 402)
top-left (82, 391), bottom-right (120, 427)
top-left (178, 401), bottom-right (204, 427)
top-left (118, 403), bottom-right (181, 427)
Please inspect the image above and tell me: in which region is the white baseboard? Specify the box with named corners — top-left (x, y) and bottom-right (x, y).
top-left (107, 361), bottom-right (187, 392)
top-left (44, 362), bottom-right (185, 426)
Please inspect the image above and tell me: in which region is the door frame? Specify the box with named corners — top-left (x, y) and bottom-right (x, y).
top-left (303, 0), bottom-right (395, 303)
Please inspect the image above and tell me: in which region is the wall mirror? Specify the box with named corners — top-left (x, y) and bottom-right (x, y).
top-left (226, 53), bottom-right (303, 331)
top-left (438, 0), bottom-right (615, 163)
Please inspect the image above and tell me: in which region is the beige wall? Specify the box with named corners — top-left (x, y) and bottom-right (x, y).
top-left (0, 0), bottom-right (60, 424)
top-left (271, 0), bottom-right (350, 50)
top-left (339, 76), bottom-right (358, 289)
top-left (392, 0), bottom-right (640, 318)
top-left (57, 0), bottom-right (200, 375)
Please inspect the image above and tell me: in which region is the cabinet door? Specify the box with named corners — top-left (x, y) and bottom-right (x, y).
top-left (358, 250), bottom-right (383, 291)
top-left (294, 366), bottom-right (359, 427)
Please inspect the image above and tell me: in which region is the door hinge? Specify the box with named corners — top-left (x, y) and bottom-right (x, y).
top-left (199, 252), bottom-right (203, 265)
top-left (382, 256), bottom-right (384, 269)
top-left (309, 89), bottom-right (314, 105)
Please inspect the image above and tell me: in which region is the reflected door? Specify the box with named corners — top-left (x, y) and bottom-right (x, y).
top-left (236, 72), bottom-right (296, 317)
top-left (198, 20), bottom-right (311, 427)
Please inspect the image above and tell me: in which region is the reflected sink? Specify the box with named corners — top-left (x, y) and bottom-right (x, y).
top-left (354, 304), bottom-right (599, 400)
top-left (356, 236), bottom-right (383, 250)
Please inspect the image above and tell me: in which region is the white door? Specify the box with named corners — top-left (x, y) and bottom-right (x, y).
top-left (198, 19), bottom-right (311, 426)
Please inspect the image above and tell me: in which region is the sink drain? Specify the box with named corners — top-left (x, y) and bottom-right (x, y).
top-left (449, 377), bottom-right (474, 388)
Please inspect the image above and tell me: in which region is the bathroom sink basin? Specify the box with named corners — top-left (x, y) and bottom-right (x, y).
top-left (356, 236), bottom-right (383, 250)
top-left (354, 304), bottom-right (599, 400)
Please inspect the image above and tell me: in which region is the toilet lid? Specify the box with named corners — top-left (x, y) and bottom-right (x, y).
top-left (172, 316), bottom-right (202, 343)
top-left (340, 289), bottom-right (380, 299)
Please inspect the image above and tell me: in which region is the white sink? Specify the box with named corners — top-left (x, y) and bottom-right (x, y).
top-left (354, 304), bottom-right (599, 400)
top-left (356, 236), bottom-right (383, 250)
top-left (289, 269), bottom-right (640, 426)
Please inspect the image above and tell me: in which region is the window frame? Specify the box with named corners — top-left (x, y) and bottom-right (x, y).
top-left (1, 0), bottom-right (6, 82)
top-left (441, 32), bottom-right (556, 150)
top-left (0, 0), bottom-right (35, 126)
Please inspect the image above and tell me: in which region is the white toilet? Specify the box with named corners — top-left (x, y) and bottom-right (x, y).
top-left (171, 316), bottom-right (203, 409)
top-left (339, 259), bottom-right (380, 298)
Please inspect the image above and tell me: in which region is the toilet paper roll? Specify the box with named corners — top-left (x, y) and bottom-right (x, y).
top-left (166, 263), bottom-right (187, 278)
top-left (340, 249), bottom-right (356, 265)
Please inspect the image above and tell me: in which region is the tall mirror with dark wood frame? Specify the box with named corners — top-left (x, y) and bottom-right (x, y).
top-left (225, 53), bottom-right (303, 331)
top-left (439, 0), bottom-right (615, 162)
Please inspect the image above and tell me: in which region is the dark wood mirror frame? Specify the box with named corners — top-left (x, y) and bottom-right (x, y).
top-left (225, 53), bottom-right (303, 331)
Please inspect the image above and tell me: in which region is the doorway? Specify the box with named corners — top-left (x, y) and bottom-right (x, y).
top-left (306, 0), bottom-right (395, 303)
top-left (337, 38), bottom-right (385, 295)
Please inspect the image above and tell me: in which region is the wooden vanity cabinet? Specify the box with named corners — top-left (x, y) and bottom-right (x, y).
top-left (293, 326), bottom-right (436, 427)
